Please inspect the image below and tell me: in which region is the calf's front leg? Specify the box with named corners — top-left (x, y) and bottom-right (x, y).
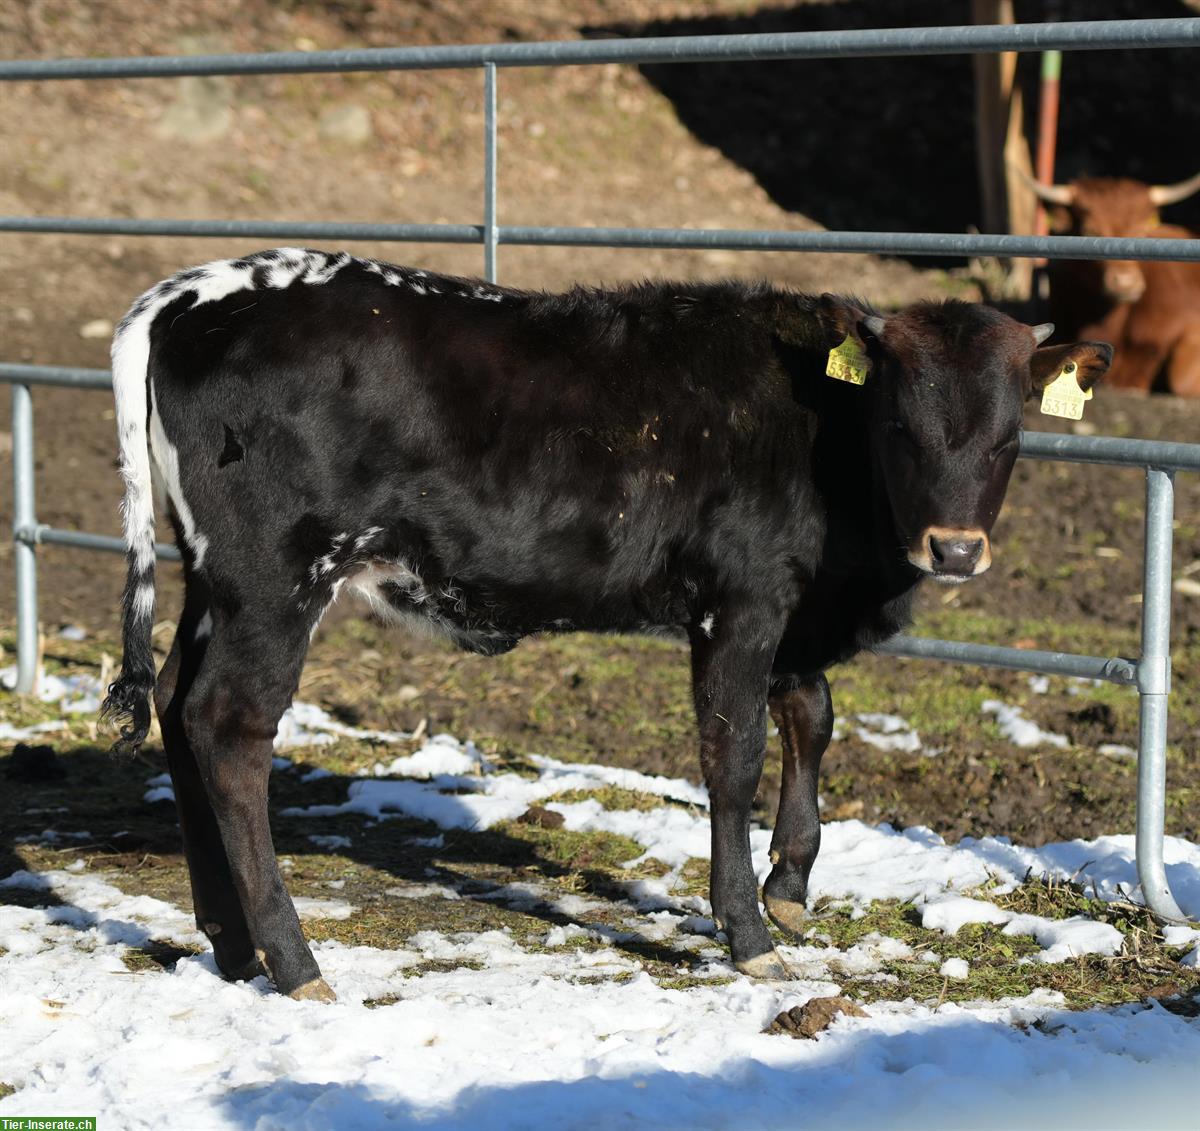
top-left (690, 607), bottom-right (790, 978)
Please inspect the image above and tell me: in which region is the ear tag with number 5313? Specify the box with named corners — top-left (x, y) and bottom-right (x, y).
top-left (826, 335), bottom-right (871, 385)
top-left (1040, 361), bottom-right (1092, 420)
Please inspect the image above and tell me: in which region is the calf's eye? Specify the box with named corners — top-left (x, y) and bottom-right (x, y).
top-left (989, 435), bottom-right (1019, 461)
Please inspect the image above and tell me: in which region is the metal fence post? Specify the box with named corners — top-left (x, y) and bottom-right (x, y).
top-left (1136, 466), bottom-right (1185, 922)
top-left (11, 382), bottom-right (39, 693)
top-left (483, 62), bottom-right (498, 283)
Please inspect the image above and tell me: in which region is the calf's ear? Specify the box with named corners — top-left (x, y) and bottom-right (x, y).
top-left (1029, 341), bottom-right (1114, 398)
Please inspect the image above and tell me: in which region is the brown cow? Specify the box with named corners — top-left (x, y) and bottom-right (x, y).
top-left (1022, 171), bottom-right (1200, 395)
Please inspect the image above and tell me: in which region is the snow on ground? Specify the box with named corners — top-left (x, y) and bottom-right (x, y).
top-left (982, 700), bottom-right (1070, 748)
top-left (3, 858), bottom-right (1199, 1130)
top-left (4, 694), bottom-right (1200, 1128)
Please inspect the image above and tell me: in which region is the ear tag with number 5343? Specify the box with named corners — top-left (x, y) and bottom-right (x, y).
top-left (1040, 361), bottom-right (1092, 420)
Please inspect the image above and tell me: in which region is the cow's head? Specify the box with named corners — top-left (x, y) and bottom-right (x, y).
top-left (819, 296), bottom-right (1112, 583)
top-left (1022, 171), bottom-right (1200, 303)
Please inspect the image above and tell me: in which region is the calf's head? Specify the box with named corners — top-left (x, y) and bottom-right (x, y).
top-left (820, 297), bottom-right (1112, 583)
top-left (1023, 171), bottom-right (1200, 303)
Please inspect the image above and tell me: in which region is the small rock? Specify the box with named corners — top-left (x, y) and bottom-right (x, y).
top-left (156, 74), bottom-right (233, 142)
top-left (319, 104), bottom-right (373, 146)
top-left (79, 319), bottom-right (113, 339)
top-left (766, 995), bottom-right (867, 1038)
top-left (6, 743), bottom-right (66, 782)
top-left (518, 805), bottom-right (565, 829)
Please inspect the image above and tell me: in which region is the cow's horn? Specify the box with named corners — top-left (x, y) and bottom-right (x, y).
top-left (863, 315), bottom-right (887, 337)
top-left (1011, 165), bottom-right (1074, 207)
top-left (1149, 171), bottom-right (1200, 207)
top-left (1031, 323), bottom-right (1055, 345)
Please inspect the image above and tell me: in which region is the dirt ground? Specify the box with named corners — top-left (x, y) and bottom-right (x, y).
top-left (2, 1), bottom-right (1199, 891)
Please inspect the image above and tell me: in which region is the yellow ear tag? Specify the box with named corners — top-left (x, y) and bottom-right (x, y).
top-left (826, 335), bottom-right (870, 385)
top-left (1040, 361), bottom-right (1092, 420)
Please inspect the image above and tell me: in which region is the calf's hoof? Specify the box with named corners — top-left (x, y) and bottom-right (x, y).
top-left (764, 893), bottom-right (808, 938)
top-left (763, 866), bottom-right (810, 939)
top-left (735, 948), bottom-right (795, 980)
top-left (288, 977), bottom-right (337, 1003)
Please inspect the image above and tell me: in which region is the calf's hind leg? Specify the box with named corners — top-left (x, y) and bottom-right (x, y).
top-left (691, 607), bottom-right (790, 978)
top-left (183, 603), bottom-right (332, 1000)
top-left (156, 578), bottom-right (262, 981)
top-left (762, 674), bottom-right (833, 937)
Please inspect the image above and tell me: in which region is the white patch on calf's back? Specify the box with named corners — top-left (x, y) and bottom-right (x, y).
top-left (149, 384), bottom-right (208, 569)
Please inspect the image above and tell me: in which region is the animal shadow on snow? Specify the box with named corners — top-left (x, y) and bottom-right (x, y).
top-left (587, 0), bottom-right (1200, 260)
top-left (211, 1008), bottom-right (1200, 1131)
top-left (0, 741), bottom-right (693, 974)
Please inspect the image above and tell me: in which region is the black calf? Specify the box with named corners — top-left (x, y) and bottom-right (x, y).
top-left (101, 249), bottom-right (1112, 996)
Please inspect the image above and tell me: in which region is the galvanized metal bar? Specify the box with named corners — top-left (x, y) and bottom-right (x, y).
top-left (1, 363), bottom-right (1198, 473)
top-left (496, 225), bottom-right (1200, 263)
top-left (0, 363), bottom-right (112, 390)
top-left (11, 383), bottom-right (39, 694)
top-left (483, 63), bottom-right (498, 283)
top-left (16, 525), bottom-right (180, 562)
top-left (1, 18), bottom-right (1197, 81)
top-left (1019, 430), bottom-right (1200, 473)
top-left (0, 216), bottom-right (482, 244)
top-left (3, 216), bottom-right (1198, 264)
top-left (1136, 468), bottom-right (1185, 922)
top-left (877, 635), bottom-right (1137, 686)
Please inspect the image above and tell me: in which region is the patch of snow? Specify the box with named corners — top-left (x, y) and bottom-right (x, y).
top-left (940, 957), bottom-right (970, 980)
top-left (1028, 675), bottom-right (1050, 694)
top-left (1003, 915), bottom-right (1124, 964)
top-left (0, 719), bottom-right (67, 741)
top-left (143, 786), bottom-right (175, 805)
top-left (1, 665), bottom-right (104, 715)
top-left (853, 712), bottom-right (922, 753)
top-left (922, 896), bottom-right (1012, 935)
top-left (1098, 743), bottom-right (1136, 759)
top-left (982, 700), bottom-right (1069, 748)
top-left (1162, 925), bottom-right (1200, 949)
top-left (292, 898), bottom-right (356, 922)
top-left (921, 897), bottom-right (1122, 964)
top-left (374, 735), bottom-right (488, 779)
top-left (274, 700), bottom-right (411, 749)
top-left (14, 830), bottom-right (92, 845)
top-left (58, 624), bottom-right (88, 641)
top-left (8, 710), bottom-right (1200, 1127)
top-left (308, 834), bottom-right (352, 851)
top-left (386, 884), bottom-right (462, 902)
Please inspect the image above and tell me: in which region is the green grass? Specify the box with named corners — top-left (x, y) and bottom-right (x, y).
top-left (803, 876), bottom-right (1200, 1009)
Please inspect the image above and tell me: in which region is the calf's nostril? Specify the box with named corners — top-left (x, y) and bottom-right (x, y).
top-left (929, 537), bottom-right (983, 572)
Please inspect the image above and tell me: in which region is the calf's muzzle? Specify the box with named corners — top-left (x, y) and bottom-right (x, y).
top-left (909, 526), bottom-right (992, 582)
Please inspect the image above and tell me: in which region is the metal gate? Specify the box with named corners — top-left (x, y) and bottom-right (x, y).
top-left (3, 16), bottom-right (1200, 923)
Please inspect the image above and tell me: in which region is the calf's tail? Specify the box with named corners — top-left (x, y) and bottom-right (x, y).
top-left (100, 312), bottom-right (158, 756)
